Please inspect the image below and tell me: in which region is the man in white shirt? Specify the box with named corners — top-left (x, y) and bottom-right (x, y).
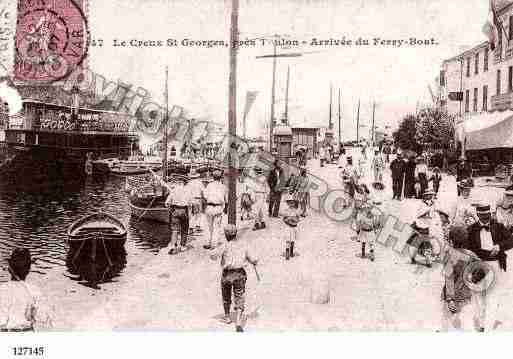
top-left (211, 224), bottom-right (258, 332)
top-left (496, 190), bottom-right (513, 231)
top-left (185, 170), bottom-right (205, 233)
top-left (165, 176), bottom-right (191, 254)
top-left (203, 170), bottom-right (227, 250)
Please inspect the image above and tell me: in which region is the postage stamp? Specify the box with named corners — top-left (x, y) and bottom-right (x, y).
top-left (14, 0), bottom-right (89, 83)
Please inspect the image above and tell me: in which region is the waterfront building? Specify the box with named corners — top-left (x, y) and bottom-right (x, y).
top-left (441, 0), bottom-right (513, 163)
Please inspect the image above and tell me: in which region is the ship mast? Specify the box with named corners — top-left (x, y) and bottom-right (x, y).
top-left (163, 66), bottom-right (169, 181)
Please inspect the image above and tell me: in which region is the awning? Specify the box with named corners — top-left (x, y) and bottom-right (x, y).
top-left (466, 113), bottom-right (513, 150)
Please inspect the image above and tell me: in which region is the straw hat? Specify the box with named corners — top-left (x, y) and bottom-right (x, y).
top-left (224, 224), bottom-right (237, 236)
top-left (283, 216), bottom-right (299, 227)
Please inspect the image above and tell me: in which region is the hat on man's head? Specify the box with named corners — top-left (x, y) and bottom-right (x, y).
top-left (189, 170), bottom-right (201, 178)
top-left (414, 219), bottom-right (429, 234)
top-left (224, 224), bottom-right (237, 236)
top-left (476, 204), bottom-right (491, 214)
top-left (423, 189), bottom-right (436, 198)
top-left (283, 216), bottom-right (299, 227)
top-left (212, 169), bottom-right (223, 179)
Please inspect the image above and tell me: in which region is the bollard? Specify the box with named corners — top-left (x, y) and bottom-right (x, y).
top-left (310, 275), bottom-right (330, 304)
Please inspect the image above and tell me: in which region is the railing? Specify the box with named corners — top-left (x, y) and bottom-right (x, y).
top-left (491, 92), bottom-right (513, 111)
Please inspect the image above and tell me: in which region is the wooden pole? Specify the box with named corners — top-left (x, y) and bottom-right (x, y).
top-left (163, 66), bottom-right (168, 181)
top-left (270, 40), bottom-right (277, 151)
top-left (284, 66), bottom-right (290, 125)
top-left (356, 99), bottom-right (360, 144)
top-left (371, 101), bottom-right (376, 148)
top-left (338, 88), bottom-right (341, 147)
top-left (329, 83), bottom-right (333, 130)
top-left (228, 0), bottom-right (239, 224)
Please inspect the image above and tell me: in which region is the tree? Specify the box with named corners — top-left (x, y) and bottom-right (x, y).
top-left (415, 107), bottom-right (455, 151)
top-left (393, 114), bottom-right (420, 152)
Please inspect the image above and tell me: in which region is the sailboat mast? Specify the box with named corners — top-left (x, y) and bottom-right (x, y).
top-left (163, 66), bottom-right (169, 181)
top-left (356, 99), bottom-right (360, 144)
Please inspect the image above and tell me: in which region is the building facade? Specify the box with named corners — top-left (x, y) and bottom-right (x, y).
top-left (442, 1), bottom-right (513, 119)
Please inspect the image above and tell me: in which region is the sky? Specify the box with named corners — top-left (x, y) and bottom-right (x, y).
top-left (86, 0), bottom-right (492, 141)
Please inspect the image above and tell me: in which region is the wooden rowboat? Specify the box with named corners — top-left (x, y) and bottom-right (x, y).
top-left (128, 199), bottom-right (169, 224)
top-left (67, 212), bottom-right (127, 261)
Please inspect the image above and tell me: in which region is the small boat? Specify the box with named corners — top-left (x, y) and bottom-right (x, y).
top-left (92, 157), bottom-right (119, 174)
top-left (111, 163), bottom-right (162, 176)
top-left (67, 212), bottom-right (127, 261)
top-left (128, 196), bottom-right (169, 223)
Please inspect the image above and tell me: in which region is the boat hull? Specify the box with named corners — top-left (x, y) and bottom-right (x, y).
top-left (67, 212), bottom-right (128, 261)
top-left (129, 201), bottom-right (169, 224)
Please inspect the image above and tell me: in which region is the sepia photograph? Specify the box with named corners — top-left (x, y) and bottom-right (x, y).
top-left (1, 0), bottom-right (513, 357)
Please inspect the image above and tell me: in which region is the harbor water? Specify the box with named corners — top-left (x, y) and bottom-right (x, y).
top-left (0, 173), bottom-right (173, 288)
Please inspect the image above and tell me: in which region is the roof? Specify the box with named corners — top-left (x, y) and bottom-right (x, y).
top-left (274, 125), bottom-right (293, 136)
top-left (465, 112), bottom-right (513, 150)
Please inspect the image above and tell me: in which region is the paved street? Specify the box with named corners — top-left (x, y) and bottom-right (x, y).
top-left (64, 154), bottom-right (513, 331)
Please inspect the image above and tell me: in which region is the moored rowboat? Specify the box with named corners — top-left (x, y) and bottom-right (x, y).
top-left (67, 212), bottom-right (127, 261)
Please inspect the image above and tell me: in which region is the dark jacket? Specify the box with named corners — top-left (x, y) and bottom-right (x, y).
top-left (390, 158), bottom-right (404, 180)
top-left (267, 167), bottom-right (284, 192)
top-left (465, 220), bottom-right (513, 271)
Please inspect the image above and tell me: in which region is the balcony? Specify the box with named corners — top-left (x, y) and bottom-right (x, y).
top-left (491, 92), bottom-right (513, 111)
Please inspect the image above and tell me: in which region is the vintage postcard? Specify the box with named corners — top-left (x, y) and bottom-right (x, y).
top-left (1, 0), bottom-right (513, 355)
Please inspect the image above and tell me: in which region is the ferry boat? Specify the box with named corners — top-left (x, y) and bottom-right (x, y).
top-left (3, 98), bottom-right (139, 178)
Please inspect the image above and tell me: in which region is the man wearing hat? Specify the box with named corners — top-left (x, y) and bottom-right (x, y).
top-left (211, 224), bottom-right (259, 332)
top-left (496, 190), bottom-right (513, 231)
top-left (464, 203), bottom-right (513, 330)
top-left (203, 169), bottom-right (227, 250)
top-left (416, 189), bottom-right (450, 245)
top-left (185, 169), bottom-right (205, 233)
top-left (390, 152), bottom-right (405, 200)
top-left (165, 176), bottom-right (191, 254)
top-left (267, 160), bottom-right (285, 218)
top-left (452, 180), bottom-right (477, 227)
top-left (0, 249), bottom-right (53, 331)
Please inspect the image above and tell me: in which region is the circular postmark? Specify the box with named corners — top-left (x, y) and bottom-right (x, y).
top-left (14, 0), bottom-right (90, 83)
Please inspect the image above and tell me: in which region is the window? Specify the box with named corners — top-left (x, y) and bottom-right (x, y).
top-left (509, 67), bottom-right (513, 92)
top-left (465, 89), bottom-right (470, 113)
top-left (510, 16), bottom-right (513, 42)
top-left (485, 47), bottom-right (489, 71)
top-left (473, 88), bottom-right (478, 112)
top-left (467, 58), bottom-right (471, 77)
top-left (497, 69), bottom-right (502, 95)
top-left (475, 53), bottom-right (479, 75)
top-left (499, 30), bottom-right (503, 56)
top-left (483, 85), bottom-right (488, 111)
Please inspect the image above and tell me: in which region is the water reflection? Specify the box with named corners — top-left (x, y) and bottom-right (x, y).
top-left (129, 218), bottom-right (171, 253)
top-left (65, 248), bottom-right (127, 289)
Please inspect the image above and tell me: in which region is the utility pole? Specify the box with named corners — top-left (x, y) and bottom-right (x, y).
top-left (459, 57), bottom-right (464, 159)
top-left (227, 0), bottom-right (239, 224)
top-left (329, 83), bottom-right (333, 130)
top-left (256, 41), bottom-right (303, 151)
top-left (371, 101), bottom-right (376, 148)
top-left (284, 65), bottom-right (290, 125)
top-left (356, 99), bottom-right (360, 144)
top-left (338, 88), bottom-right (341, 147)
top-left (270, 40), bottom-right (277, 150)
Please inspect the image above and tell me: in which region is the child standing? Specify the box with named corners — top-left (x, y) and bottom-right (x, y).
top-left (355, 200), bottom-right (380, 261)
top-left (283, 199), bottom-right (301, 260)
top-left (430, 167), bottom-right (442, 195)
